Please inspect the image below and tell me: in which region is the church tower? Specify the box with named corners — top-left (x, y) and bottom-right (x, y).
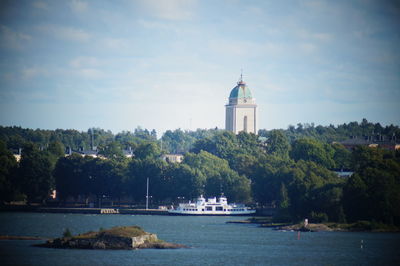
top-left (225, 75), bottom-right (257, 134)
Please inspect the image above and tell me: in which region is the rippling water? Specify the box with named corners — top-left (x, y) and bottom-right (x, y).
top-left (0, 212), bottom-right (399, 265)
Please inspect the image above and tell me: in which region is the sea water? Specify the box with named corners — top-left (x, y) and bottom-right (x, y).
top-left (0, 212), bottom-right (399, 265)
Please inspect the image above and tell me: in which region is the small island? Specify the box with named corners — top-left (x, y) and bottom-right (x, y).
top-left (35, 225), bottom-right (187, 250)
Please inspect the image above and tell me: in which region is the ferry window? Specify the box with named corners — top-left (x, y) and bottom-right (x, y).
top-left (216, 207), bottom-right (223, 211)
top-left (206, 207), bottom-right (212, 211)
top-left (202, 209), bottom-right (204, 211)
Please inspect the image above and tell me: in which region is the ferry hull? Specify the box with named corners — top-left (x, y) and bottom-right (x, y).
top-left (168, 210), bottom-right (256, 216)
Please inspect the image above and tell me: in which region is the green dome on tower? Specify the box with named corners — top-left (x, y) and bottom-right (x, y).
top-left (229, 80), bottom-right (252, 99)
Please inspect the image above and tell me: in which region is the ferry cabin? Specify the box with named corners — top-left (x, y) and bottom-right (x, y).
top-left (168, 195), bottom-right (255, 215)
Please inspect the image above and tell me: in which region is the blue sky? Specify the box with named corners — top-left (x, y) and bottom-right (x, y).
top-left (0, 0), bottom-right (399, 136)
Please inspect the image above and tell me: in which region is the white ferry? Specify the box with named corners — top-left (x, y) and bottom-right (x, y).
top-left (168, 195), bottom-right (256, 216)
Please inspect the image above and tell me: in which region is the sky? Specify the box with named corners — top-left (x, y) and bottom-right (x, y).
top-left (0, 0), bottom-right (399, 136)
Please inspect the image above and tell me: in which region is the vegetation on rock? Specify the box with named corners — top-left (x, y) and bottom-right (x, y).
top-left (36, 225), bottom-right (187, 249)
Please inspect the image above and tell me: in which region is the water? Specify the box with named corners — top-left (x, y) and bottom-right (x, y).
top-left (0, 212), bottom-right (399, 265)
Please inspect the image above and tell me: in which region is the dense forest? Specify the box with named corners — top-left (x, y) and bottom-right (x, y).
top-left (0, 119), bottom-right (399, 226)
top-left (1, 118), bottom-right (399, 154)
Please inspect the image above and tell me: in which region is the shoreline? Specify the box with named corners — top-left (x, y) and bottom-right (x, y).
top-left (0, 235), bottom-right (47, 240)
top-left (0, 206), bottom-right (170, 215)
top-left (0, 205), bottom-right (273, 216)
top-left (227, 217), bottom-right (400, 233)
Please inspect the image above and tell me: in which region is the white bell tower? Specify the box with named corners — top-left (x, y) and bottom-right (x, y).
top-left (225, 75), bottom-right (257, 134)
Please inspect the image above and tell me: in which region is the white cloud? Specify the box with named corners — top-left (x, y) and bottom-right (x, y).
top-left (70, 0), bottom-right (88, 13)
top-left (139, 0), bottom-right (197, 20)
top-left (137, 19), bottom-right (173, 30)
top-left (21, 66), bottom-right (48, 79)
top-left (299, 42), bottom-right (317, 53)
top-left (70, 56), bottom-right (100, 68)
top-left (297, 29), bottom-right (333, 42)
top-left (102, 38), bottom-right (130, 50)
top-left (313, 33), bottom-right (332, 42)
top-left (37, 25), bottom-right (91, 42)
top-left (207, 39), bottom-right (283, 58)
top-left (0, 25), bottom-right (31, 50)
top-left (32, 1), bottom-right (49, 10)
top-left (69, 57), bottom-right (104, 80)
top-left (302, 0), bottom-right (330, 11)
top-left (243, 6), bottom-right (264, 16)
top-left (57, 27), bottom-right (90, 42)
top-left (78, 68), bottom-right (103, 79)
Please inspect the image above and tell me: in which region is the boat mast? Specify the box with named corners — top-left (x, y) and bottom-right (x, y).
top-left (146, 177), bottom-right (149, 210)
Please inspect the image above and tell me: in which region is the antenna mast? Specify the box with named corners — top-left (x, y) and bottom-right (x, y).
top-left (238, 68), bottom-right (244, 84)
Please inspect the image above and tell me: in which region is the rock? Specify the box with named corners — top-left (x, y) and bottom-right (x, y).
top-left (34, 225), bottom-right (187, 250)
top-left (276, 223), bottom-right (333, 232)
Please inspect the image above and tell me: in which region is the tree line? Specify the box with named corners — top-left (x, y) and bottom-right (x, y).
top-left (1, 120), bottom-right (400, 226)
top-left (1, 119), bottom-right (399, 154)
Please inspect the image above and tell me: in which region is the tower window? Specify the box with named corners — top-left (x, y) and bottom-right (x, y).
top-left (244, 116), bottom-right (248, 132)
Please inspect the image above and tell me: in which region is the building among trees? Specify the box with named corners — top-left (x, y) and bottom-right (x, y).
top-left (225, 75), bottom-right (257, 134)
top-left (336, 135), bottom-right (400, 151)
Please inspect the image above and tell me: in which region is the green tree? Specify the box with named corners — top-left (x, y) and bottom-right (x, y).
top-left (290, 138), bottom-right (335, 168)
top-left (343, 156), bottom-right (400, 225)
top-left (167, 163), bottom-right (203, 200)
top-left (133, 127), bottom-right (156, 141)
top-left (278, 182), bottom-right (290, 209)
top-left (54, 154), bottom-right (86, 202)
top-left (161, 129), bottom-right (195, 153)
top-left (17, 143), bottom-right (54, 203)
top-left (229, 153), bottom-right (258, 178)
top-left (285, 160), bottom-right (342, 220)
top-left (0, 141), bottom-right (18, 202)
top-left (134, 141), bottom-right (162, 160)
top-left (98, 141), bottom-right (125, 161)
top-left (351, 146), bottom-right (384, 171)
top-left (47, 141), bottom-right (65, 158)
top-left (311, 185), bottom-right (346, 223)
top-left (266, 130), bottom-right (290, 159)
top-left (183, 151), bottom-right (251, 202)
top-left (125, 158), bottom-right (168, 203)
top-left (236, 132), bottom-right (262, 156)
top-left (191, 131), bottom-right (238, 160)
top-left (86, 159), bottom-right (124, 207)
top-left (331, 143), bottom-right (351, 169)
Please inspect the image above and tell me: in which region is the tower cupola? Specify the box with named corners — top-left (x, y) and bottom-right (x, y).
top-left (225, 74), bottom-right (257, 134)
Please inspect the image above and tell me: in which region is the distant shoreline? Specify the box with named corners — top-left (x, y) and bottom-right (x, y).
top-left (0, 205), bottom-right (170, 215)
top-left (0, 235), bottom-right (46, 240)
top-left (227, 218), bottom-right (400, 233)
top-left (0, 205), bottom-right (272, 216)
